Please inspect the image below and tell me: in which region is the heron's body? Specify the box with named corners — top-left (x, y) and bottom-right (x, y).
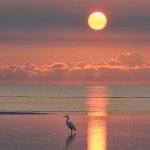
top-left (64, 116), bottom-right (76, 136)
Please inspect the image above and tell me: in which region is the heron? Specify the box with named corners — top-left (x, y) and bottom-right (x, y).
top-left (64, 115), bottom-right (76, 136)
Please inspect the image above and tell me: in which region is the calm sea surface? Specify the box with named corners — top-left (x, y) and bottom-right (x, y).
top-left (0, 85), bottom-right (150, 114)
top-left (0, 86), bottom-right (150, 150)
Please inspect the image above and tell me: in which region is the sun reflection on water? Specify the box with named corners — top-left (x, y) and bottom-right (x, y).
top-left (87, 87), bottom-right (108, 150)
top-left (88, 120), bottom-right (106, 150)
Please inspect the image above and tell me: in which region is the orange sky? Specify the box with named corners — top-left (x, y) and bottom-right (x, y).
top-left (0, 0), bottom-right (149, 85)
top-left (0, 28), bottom-right (149, 65)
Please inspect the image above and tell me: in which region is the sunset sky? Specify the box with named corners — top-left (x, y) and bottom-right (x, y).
top-left (0, 0), bottom-right (150, 85)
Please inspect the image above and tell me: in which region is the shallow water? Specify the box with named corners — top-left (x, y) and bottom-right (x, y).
top-left (0, 114), bottom-right (150, 150)
top-left (0, 86), bottom-right (150, 150)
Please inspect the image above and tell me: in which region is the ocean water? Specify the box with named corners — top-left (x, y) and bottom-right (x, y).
top-left (0, 86), bottom-right (150, 150)
top-left (0, 85), bottom-right (150, 114)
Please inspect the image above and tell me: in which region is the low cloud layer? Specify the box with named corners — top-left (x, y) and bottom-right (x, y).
top-left (0, 52), bottom-right (150, 85)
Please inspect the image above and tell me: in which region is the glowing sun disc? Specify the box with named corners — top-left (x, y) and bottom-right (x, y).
top-left (88, 12), bottom-right (107, 30)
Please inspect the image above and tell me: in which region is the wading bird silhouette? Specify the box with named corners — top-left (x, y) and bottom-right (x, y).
top-left (64, 115), bottom-right (76, 136)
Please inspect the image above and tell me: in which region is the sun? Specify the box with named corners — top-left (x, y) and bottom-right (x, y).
top-left (88, 12), bottom-right (107, 30)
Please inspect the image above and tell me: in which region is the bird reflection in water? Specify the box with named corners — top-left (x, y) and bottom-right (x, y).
top-left (66, 133), bottom-right (76, 150)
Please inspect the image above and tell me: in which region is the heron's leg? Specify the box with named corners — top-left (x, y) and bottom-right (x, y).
top-left (71, 129), bottom-right (72, 136)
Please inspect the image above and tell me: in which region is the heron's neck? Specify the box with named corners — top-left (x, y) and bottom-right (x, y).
top-left (66, 117), bottom-right (69, 122)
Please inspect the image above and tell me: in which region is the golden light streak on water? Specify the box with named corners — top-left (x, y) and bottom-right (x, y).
top-left (87, 87), bottom-right (108, 150)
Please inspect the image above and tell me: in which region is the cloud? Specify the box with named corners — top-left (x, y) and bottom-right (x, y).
top-left (0, 52), bottom-right (150, 85)
top-left (108, 52), bottom-right (145, 67)
top-left (49, 63), bottom-right (68, 70)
